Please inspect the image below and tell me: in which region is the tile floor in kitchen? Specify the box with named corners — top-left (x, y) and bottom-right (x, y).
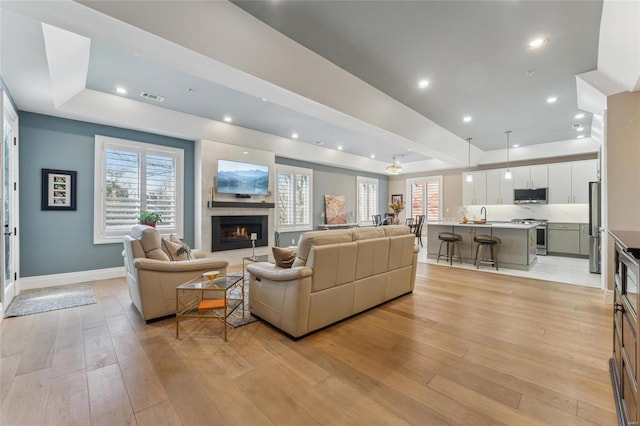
top-left (418, 247), bottom-right (602, 288)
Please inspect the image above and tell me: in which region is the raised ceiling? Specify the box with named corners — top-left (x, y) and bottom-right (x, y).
top-left (0, 0), bottom-right (603, 174)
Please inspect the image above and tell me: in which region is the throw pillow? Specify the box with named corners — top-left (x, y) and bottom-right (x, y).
top-left (272, 246), bottom-right (296, 269)
top-left (162, 238), bottom-right (192, 261)
top-left (139, 228), bottom-right (170, 261)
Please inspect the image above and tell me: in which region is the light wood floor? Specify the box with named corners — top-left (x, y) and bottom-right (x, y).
top-left (1, 263), bottom-right (616, 425)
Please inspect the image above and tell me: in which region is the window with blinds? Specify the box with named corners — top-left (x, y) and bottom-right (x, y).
top-left (407, 176), bottom-right (441, 222)
top-left (357, 176), bottom-right (378, 224)
top-left (276, 165), bottom-right (312, 231)
top-left (94, 135), bottom-right (184, 243)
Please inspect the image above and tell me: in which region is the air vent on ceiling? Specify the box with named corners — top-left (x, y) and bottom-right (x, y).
top-left (140, 91), bottom-right (165, 102)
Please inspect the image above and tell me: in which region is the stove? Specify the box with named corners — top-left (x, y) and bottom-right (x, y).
top-left (511, 218), bottom-right (548, 255)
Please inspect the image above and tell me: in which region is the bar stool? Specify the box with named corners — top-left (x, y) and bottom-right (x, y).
top-left (437, 232), bottom-right (463, 265)
top-left (474, 234), bottom-right (501, 270)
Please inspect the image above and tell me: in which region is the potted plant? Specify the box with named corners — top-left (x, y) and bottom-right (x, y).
top-left (139, 210), bottom-right (162, 228)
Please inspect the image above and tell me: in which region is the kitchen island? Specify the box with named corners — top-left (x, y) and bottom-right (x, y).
top-left (426, 221), bottom-right (538, 270)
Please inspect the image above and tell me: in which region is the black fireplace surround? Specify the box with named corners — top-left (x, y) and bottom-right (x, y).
top-left (211, 215), bottom-right (268, 252)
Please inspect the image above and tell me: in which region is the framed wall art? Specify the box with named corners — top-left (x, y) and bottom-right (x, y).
top-left (391, 194), bottom-right (403, 204)
top-left (41, 169), bottom-right (77, 211)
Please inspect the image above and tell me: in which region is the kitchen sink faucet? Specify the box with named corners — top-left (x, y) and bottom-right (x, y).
top-left (480, 206), bottom-right (487, 222)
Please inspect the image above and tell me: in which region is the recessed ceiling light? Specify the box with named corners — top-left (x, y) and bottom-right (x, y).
top-left (115, 86), bottom-right (127, 95)
top-left (223, 116), bottom-right (232, 123)
top-left (418, 79), bottom-right (430, 89)
top-left (291, 132), bottom-right (299, 139)
top-left (463, 116), bottom-right (472, 123)
top-left (528, 38), bottom-right (548, 49)
top-left (337, 145), bottom-right (343, 150)
top-left (513, 144), bottom-right (520, 148)
top-left (261, 98), bottom-right (267, 102)
top-left (546, 96), bottom-right (557, 104)
top-left (370, 154), bottom-right (375, 159)
top-left (575, 113), bottom-right (585, 119)
top-left (243, 151), bottom-right (248, 155)
top-left (577, 135), bottom-right (585, 139)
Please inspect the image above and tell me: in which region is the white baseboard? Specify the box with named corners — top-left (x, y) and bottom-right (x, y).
top-left (18, 267), bottom-right (126, 293)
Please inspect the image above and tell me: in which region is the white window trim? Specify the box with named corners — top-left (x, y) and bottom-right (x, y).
top-left (93, 135), bottom-right (184, 244)
top-left (275, 164), bottom-right (313, 232)
top-left (356, 176), bottom-right (378, 225)
top-left (406, 175), bottom-right (443, 221)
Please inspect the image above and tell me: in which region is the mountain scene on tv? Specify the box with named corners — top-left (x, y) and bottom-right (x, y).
top-left (217, 167), bottom-right (269, 195)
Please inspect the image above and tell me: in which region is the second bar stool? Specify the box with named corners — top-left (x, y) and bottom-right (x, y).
top-left (473, 234), bottom-right (501, 270)
top-left (437, 232), bottom-right (463, 265)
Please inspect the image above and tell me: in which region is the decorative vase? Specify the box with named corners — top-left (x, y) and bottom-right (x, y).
top-left (462, 216), bottom-right (468, 224)
top-left (141, 222), bottom-right (156, 228)
top-left (393, 215), bottom-right (400, 225)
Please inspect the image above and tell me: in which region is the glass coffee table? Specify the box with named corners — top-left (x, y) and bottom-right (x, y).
top-left (175, 274), bottom-right (243, 341)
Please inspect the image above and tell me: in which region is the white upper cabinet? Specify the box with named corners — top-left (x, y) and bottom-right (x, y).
top-left (486, 169), bottom-right (513, 205)
top-left (513, 165), bottom-right (548, 189)
top-left (461, 159), bottom-right (595, 206)
top-left (548, 163), bottom-right (573, 204)
top-left (548, 160), bottom-right (597, 204)
top-left (462, 171), bottom-right (487, 205)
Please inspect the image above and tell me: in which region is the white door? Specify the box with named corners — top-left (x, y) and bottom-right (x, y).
top-left (485, 169), bottom-right (500, 204)
top-left (529, 164), bottom-right (548, 188)
top-left (499, 168), bottom-right (514, 204)
top-left (571, 160), bottom-right (598, 203)
top-left (1, 92), bottom-right (18, 313)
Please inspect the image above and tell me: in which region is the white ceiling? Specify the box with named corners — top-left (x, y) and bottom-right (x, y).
top-left (0, 0), bottom-right (611, 175)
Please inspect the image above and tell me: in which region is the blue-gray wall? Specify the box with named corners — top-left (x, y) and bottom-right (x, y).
top-left (275, 157), bottom-right (389, 246)
top-left (19, 112), bottom-right (195, 277)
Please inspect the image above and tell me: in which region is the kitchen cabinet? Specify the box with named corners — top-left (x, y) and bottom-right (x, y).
top-left (547, 223), bottom-right (580, 255)
top-left (486, 169), bottom-right (514, 205)
top-left (610, 231), bottom-right (640, 426)
top-left (579, 223), bottom-right (590, 256)
top-left (548, 160), bottom-right (597, 204)
top-left (462, 171), bottom-right (486, 205)
top-left (513, 165), bottom-right (548, 189)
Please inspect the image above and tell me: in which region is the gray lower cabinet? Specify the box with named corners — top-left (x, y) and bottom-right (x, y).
top-left (548, 223), bottom-right (580, 255)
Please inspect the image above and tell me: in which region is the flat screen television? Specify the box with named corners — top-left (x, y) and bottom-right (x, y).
top-left (216, 159), bottom-right (269, 196)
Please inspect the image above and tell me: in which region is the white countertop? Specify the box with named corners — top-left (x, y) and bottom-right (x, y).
top-left (427, 221), bottom-right (538, 229)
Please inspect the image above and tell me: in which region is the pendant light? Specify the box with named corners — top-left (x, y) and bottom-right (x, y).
top-left (504, 130), bottom-right (513, 180)
top-left (465, 138), bottom-right (473, 182)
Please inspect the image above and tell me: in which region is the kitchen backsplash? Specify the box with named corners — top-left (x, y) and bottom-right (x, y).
top-left (450, 203), bottom-right (589, 223)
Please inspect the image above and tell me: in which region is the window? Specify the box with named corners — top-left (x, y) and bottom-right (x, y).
top-left (357, 176), bottom-right (378, 225)
top-left (94, 135), bottom-right (184, 243)
top-left (406, 176), bottom-right (442, 221)
top-left (276, 165), bottom-right (312, 231)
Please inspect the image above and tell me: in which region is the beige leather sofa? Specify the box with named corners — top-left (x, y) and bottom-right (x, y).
top-left (246, 225), bottom-right (418, 338)
top-left (123, 226), bottom-right (229, 322)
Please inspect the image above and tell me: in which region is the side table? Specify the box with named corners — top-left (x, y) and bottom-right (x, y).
top-left (242, 255), bottom-right (271, 288)
top-left (176, 275), bottom-right (243, 341)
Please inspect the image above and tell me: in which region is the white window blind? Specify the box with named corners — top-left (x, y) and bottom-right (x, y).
top-left (357, 176), bottom-right (378, 224)
top-left (94, 135), bottom-right (184, 243)
top-left (276, 165), bottom-right (312, 231)
top-left (407, 176), bottom-right (442, 222)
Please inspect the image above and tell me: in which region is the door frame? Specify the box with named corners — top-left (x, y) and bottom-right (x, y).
top-left (1, 90), bottom-right (19, 317)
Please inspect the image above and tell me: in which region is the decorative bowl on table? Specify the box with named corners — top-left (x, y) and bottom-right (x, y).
top-left (202, 270), bottom-right (220, 281)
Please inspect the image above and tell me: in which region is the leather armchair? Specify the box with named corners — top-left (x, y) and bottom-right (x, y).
top-left (123, 228), bottom-right (229, 322)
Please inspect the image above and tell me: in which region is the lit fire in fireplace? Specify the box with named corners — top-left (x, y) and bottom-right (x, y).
top-left (221, 226), bottom-right (250, 241)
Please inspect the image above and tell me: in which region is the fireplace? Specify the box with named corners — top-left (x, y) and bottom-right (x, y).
top-left (211, 215), bottom-right (268, 252)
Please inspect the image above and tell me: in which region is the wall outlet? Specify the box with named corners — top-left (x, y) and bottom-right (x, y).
top-left (291, 239), bottom-right (295, 244)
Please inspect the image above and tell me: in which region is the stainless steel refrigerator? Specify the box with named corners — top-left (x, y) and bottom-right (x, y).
top-left (589, 181), bottom-right (601, 274)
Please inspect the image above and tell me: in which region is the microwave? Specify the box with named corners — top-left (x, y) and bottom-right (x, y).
top-left (514, 188), bottom-right (548, 204)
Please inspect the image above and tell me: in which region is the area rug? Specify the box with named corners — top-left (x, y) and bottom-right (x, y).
top-left (221, 275), bottom-right (257, 328)
top-left (4, 283), bottom-right (96, 317)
